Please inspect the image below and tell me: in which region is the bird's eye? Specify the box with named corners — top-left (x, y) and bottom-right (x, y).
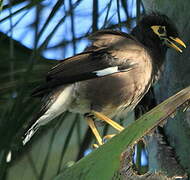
top-left (151, 25), bottom-right (166, 37)
top-left (158, 27), bottom-right (165, 34)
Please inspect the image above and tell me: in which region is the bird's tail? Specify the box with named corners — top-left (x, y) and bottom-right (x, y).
top-left (4, 119), bottom-right (40, 163)
top-left (22, 121), bottom-right (40, 145)
top-left (6, 85), bottom-right (74, 163)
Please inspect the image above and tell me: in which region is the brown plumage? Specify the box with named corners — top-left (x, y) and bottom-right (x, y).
top-left (23, 13), bottom-right (186, 145)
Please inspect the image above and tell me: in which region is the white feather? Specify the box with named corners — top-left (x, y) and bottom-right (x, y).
top-left (23, 85), bottom-right (74, 145)
top-left (38, 85), bottom-right (74, 126)
top-left (23, 123), bottom-right (39, 145)
top-left (94, 66), bottom-right (119, 76)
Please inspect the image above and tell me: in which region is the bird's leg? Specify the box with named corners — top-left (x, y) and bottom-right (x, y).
top-left (84, 111), bottom-right (125, 147)
top-left (84, 114), bottom-right (103, 146)
top-left (91, 110), bottom-right (124, 132)
top-left (91, 111), bottom-right (124, 142)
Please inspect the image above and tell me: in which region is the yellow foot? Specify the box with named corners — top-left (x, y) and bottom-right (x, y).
top-left (93, 134), bottom-right (117, 147)
top-left (91, 111), bottom-right (124, 132)
top-left (103, 134), bottom-right (116, 143)
top-left (84, 111), bottom-right (125, 148)
top-left (92, 144), bottom-right (100, 148)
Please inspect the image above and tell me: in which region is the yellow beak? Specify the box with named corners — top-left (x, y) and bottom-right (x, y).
top-left (166, 37), bottom-right (186, 53)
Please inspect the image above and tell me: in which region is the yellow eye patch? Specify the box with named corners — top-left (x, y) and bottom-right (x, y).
top-left (151, 25), bottom-right (166, 37)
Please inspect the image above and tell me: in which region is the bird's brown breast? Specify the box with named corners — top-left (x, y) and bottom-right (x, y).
top-left (70, 54), bottom-right (154, 118)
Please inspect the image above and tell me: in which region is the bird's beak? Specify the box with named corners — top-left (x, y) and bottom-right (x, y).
top-left (165, 37), bottom-right (186, 53)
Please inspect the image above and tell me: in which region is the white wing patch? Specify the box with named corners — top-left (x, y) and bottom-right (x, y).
top-left (94, 66), bottom-right (119, 76)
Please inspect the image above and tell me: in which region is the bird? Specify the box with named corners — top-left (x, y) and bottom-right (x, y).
top-left (22, 13), bottom-right (186, 147)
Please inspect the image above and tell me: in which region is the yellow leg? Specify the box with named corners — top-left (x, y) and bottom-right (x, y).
top-left (91, 110), bottom-right (124, 132)
top-left (85, 115), bottom-right (103, 146)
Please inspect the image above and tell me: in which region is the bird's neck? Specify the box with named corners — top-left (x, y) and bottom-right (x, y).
top-left (131, 27), bottom-right (166, 70)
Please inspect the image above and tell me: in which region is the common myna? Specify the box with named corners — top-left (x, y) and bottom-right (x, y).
top-left (23, 13), bottom-right (186, 146)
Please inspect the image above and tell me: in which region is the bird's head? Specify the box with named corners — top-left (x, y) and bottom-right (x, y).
top-left (131, 13), bottom-right (186, 53)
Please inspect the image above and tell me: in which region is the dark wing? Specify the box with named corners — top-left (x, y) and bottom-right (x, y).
top-left (46, 49), bottom-right (115, 82)
top-left (32, 31), bottom-right (141, 97)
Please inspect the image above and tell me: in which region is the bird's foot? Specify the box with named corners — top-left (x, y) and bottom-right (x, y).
top-left (92, 134), bottom-right (116, 148)
top-left (92, 143), bottom-right (100, 148)
top-left (85, 111), bottom-right (124, 149)
top-left (103, 134), bottom-right (116, 142)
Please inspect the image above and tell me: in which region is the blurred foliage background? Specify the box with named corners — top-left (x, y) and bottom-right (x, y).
top-left (0, 0), bottom-right (145, 179)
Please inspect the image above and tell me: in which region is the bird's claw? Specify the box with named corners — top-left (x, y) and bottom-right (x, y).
top-left (92, 143), bottom-right (100, 148)
top-left (103, 134), bottom-right (116, 143)
top-left (92, 134), bottom-right (117, 148)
